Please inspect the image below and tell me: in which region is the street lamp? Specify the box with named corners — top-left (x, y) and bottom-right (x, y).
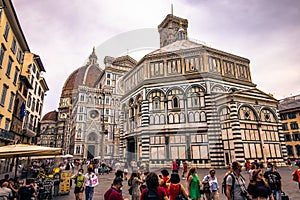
top-left (100, 92), bottom-right (107, 161)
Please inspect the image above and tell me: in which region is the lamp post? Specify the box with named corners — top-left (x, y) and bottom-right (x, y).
top-left (101, 92), bottom-right (106, 161)
top-left (100, 88), bottom-right (112, 161)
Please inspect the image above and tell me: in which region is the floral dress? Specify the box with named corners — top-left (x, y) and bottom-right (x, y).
top-left (131, 177), bottom-right (141, 200)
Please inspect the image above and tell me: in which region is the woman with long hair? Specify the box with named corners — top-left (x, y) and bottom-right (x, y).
top-left (247, 169), bottom-right (274, 200)
top-left (186, 167), bottom-right (201, 200)
top-left (128, 172), bottom-right (141, 200)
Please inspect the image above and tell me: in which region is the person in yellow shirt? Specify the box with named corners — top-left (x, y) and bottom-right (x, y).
top-left (72, 169), bottom-right (86, 200)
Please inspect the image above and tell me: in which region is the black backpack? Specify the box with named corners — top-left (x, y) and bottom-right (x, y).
top-left (144, 188), bottom-right (160, 200)
top-left (222, 174), bottom-right (235, 194)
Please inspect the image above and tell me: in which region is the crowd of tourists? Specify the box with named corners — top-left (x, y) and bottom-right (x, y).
top-left (1, 158), bottom-right (299, 200)
top-left (71, 159), bottom-right (299, 200)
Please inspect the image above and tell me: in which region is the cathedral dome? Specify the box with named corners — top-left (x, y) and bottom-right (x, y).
top-left (62, 65), bottom-right (102, 91)
top-left (41, 110), bottom-right (58, 121)
top-left (61, 48), bottom-right (103, 97)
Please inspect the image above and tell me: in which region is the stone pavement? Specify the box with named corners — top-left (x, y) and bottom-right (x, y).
top-left (57, 166), bottom-right (300, 200)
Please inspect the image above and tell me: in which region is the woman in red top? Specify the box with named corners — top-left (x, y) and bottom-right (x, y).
top-left (159, 169), bottom-right (170, 196)
top-left (140, 172), bottom-right (168, 200)
top-left (292, 165), bottom-right (300, 190)
top-left (168, 173), bottom-right (188, 200)
top-left (172, 160), bottom-right (178, 173)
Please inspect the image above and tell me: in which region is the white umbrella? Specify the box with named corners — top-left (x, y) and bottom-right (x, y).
top-left (62, 154), bottom-right (73, 158)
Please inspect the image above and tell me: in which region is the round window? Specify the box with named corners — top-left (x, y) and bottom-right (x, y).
top-left (89, 110), bottom-right (99, 119)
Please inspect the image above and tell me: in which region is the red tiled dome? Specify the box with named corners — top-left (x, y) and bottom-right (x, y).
top-left (41, 110), bottom-right (58, 121)
top-left (62, 64), bottom-right (102, 92)
top-left (61, 48), bottom-right (103, 97)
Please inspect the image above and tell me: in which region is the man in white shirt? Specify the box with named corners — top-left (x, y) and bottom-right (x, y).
top-left (0, 182), bottom-right (13, 200)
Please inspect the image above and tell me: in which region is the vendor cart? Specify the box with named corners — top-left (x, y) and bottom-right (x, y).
top-left (59, 171), bottom-right (71, 195)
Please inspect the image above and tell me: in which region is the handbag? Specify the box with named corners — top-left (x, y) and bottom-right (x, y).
top-left (202, 176), bottom-right (211, 194)
top-left (89, 174), bottom-right (99, 187)
top-left (292, 170), bottom-right (298, 182)
top-left (128, 186), bottom-right (133, 195)
top-left (202, 182), bottom-right (210, 193)
top-left (281, 191), bottom-right (289, 200)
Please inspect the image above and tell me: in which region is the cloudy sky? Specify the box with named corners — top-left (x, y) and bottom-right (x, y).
top-left (12, 0), bottom-right (300, 116)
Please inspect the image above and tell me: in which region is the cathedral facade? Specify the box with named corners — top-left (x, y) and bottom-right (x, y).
top-left (119, 14), bottom-right (287, 167)
top-left (39, 49), bottom-right (135, 160)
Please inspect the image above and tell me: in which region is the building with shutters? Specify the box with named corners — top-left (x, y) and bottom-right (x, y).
top-left (0, 0), bottom-right (48, 146)
top-left (278, 94), bottom-right (300, 159)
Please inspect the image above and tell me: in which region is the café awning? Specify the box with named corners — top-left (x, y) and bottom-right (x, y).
top-left (0, 144), bottom-right (62, 158)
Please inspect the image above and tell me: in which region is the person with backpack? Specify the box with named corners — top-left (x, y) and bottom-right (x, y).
top-left (187, 166), bottom-right (201, 200)
top-left (202, 168), bottom-right (219, 200)
top-left (292, 164), bottom-right (300, 190)
top-left (225, 161), bottom-right (249, 200)
top-left (221, 163), bottom-right (232, 194)
top-left (104, 177), bottom-right (128, 200)
top-left (264, 163), bottom-right (281, 200)
top-left (140, 172), bottom-right (168, 200)
top-left (168, 173), bottom-right (188, 200)
top-left (72, 168), bottom-right (86, 200)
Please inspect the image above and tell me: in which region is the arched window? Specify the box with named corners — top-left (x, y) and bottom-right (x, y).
top-left (192, 93), bottom-right (199, 107)
top-left (239, 106), bottom-right (257, 121)
top-left (169, 114), bottom-right (174, 124)
top-left (149, 116), bottom-right (154, 124)
top-left (186, 87), bottom-right (205, 108)
top-left (155, 115), bottom-right (160, 124)
top-left (88, 132), bottom-right (97, 141)
top-left (160, 114), bottom-right (165, 124)
top-left (153, 98), bottom-right (160, 110)
top-left (189, 112), bottom-right (195, 122)
top-left (80, 95), bottom-right (84, 102)
top-left (77, 128), bottom-right (81, 138)
top-left (200, 112), bottom-right (206, 121)
top-left (172, 96), bottom-right (179, 108)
